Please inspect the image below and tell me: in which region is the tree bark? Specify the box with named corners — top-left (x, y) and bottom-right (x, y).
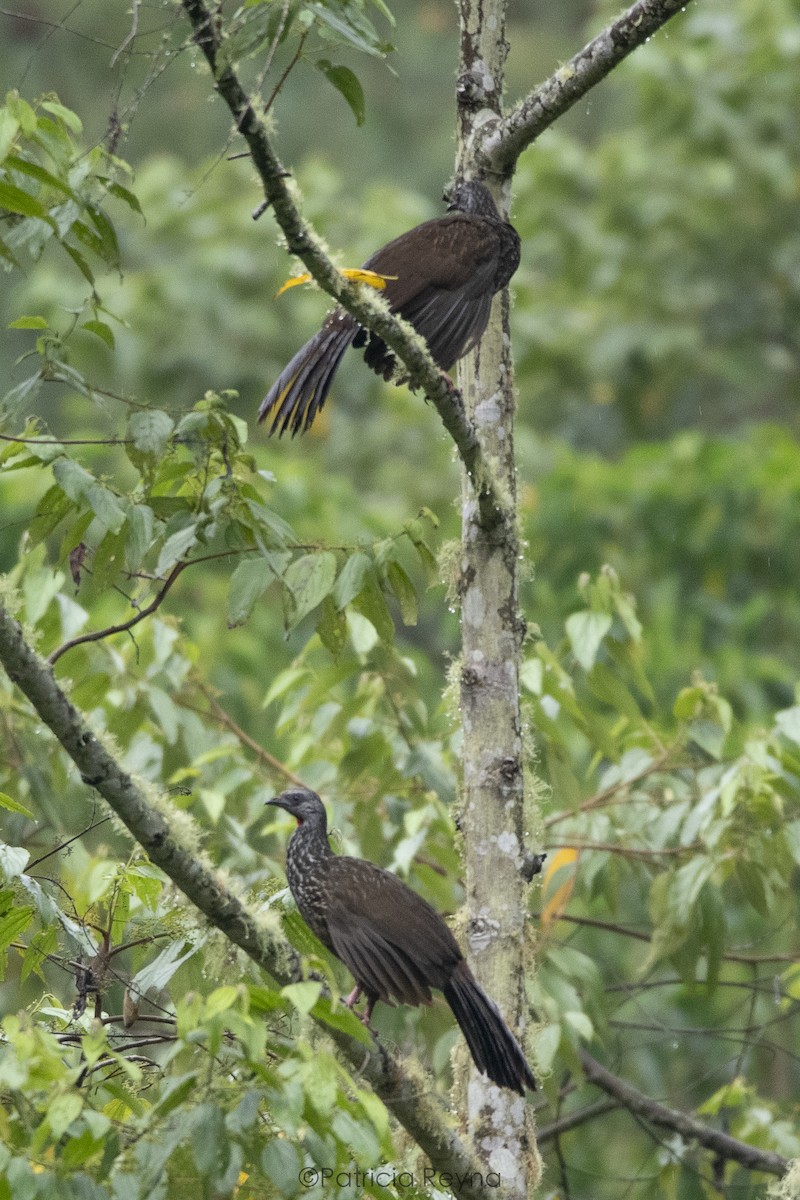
top-left (455, 0), bottom-right (540, 1195)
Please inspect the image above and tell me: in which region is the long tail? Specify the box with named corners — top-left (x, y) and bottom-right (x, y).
top-left (258, 311), bottom-right (357, 436)
top-left (443, 961), bottom-right (536, 1095)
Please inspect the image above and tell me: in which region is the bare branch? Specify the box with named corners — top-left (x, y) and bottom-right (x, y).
top-left (0, 601), bottom-right (491, 1200)
top-left (545, 748), bottom-right (672, 828)
top-left (480, 0), bottom-right (693, 176)
top-left (48, 560), bottom-right (188, 666)
top-left (579, 1048), bottom-right (788, 1177)
top-left (536, 1099), bottom-right (618, 1145)
top-left (181, 685), bottom-right (305, 787)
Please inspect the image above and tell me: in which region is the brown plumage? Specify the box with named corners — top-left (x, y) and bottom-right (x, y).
top-left (267, 786), bottom-right (536, 1095)
top-left (258, 180), bottom-right (521, 436)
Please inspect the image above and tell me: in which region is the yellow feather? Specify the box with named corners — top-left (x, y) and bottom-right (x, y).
top-left (274, 267), bottom-right (398, 300)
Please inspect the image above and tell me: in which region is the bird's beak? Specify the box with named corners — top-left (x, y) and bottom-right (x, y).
top-left (266, 795), bottom-right (291, 813)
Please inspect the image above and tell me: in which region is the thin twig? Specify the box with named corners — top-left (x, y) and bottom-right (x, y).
top-left (541, 909), bottom-right (800, 966)
top-left (537, 1099), bottom-right (618, 1146)
top-left (110, 0), bottom-right (140, 67)
top-left (545, 749), bottom-right (672, 828)
top-left (183, 685), bottom-right (305, 786)
top-left (27, 817), bottom-right (112, 869)
top-left (47, 548), bottom-right (250, 666)
top-left (48, 561), bottom-right (188, 665)
top-left (263, 29), bottom-right (306, 118)
top-left (546, 839), bottom-right (700, 859)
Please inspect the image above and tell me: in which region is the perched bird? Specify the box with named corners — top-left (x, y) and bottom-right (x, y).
top-left (259, 180), bottom-right (521, 437)
top-left (267, 786), bottom-right (536, 1095)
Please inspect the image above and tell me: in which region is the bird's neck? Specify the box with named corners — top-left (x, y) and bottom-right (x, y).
top-left (286, 818), bottom-right (332, 875)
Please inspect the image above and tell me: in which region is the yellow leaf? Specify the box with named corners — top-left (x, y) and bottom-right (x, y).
top-left (274, 267), bottom-right (398, 299)
top-left (540, 847), bottom-right (579, 930)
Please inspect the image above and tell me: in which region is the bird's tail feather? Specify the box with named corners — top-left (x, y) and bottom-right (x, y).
top-left (443, 962), bottom-right (536, 1095)
top-left (258, 316), bottom-right (356, 436)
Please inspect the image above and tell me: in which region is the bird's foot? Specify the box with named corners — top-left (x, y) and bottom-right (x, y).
top-left (343, 986), bottom-right (375, 1027)
top-left (437, 368), bottom-right (459, 394)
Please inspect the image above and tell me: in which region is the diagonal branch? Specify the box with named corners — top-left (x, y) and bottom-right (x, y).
top-left (48, 560), bottom-right (188, 665)
top-left (0, 600), bottom-right (491, 1200)
top-left (579, 1048), bottom-right (788, 1177)
top-left (180, 0), bottom-right (502, 527)
top-left (479, 0), bottom-right (694, 176)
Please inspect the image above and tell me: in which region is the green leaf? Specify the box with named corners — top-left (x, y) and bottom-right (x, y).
top-left (227, 557), bottom-right (277, 627)
top-left (81, 319), bottom-right (115, 349)
top-left (308, 0), bottom-right (392, 57)
top-left (125, 504), bottom-right (156, 572)
top-left (87, 483), bottom-right (126, 534)
top-left (86, 204), bottom-right (120, 267)
top-left (0, 902), bottom-right (33, 952)
top-left (151, 1073), bottom-right (200, 1118)
top-left (206, 985), bottom-right (240, 1018)
top-left (0, 792), bottom-right (34, 819)
top-left (0, 109), bottom-right (20, 162)
top-left (261, 1139), bottom-right (300, 1195)
top-left (52, 456), bottom-right (94, 502)
top-left (5, 154), bottom-right (76, 198)
top-left (40, 100), bottom-right (83, 133)
top-left (284, 551), bottom-right (337, 627)
top-left (131, 938), bottom-right (203, 995)
top-left (352, 570), bottom-right (395, 644)
top-left (28, 484), bottom-right (75, 545)
top-left (784, 819), bottom-right (800, 867)
top-left (0, 179), bottom-right (48, 219)
top-left (47, 1092), bottom-right (83, 1140)
top-left (155, 523), bottom-right (200, 575)
top-left (8, 315), bottom-right (48, 329)
top-left (333, 550), bottom-right (371, 610)
top-left (310, 993), bottom-right (372, 1045)
top-left (282, 980), bottom-right (322, 1014)
top-left (385, 559), bottom-right (417, 625)
top-left (62, 240), bottom-right (95, 284)
top-left (566, 610), bottom-right (611, 671)
top-left (108, 182), bottom-right (143, 215)
top-left (0, 235), bottom-right (21, 268)
top-left (588, 662), bottom-right (643, 721)
top-left (316, 61), bottom-right (366, 125)
top-left (0, 844), bottom-right (30, 878)
top-left (317, 593), bottom-right (347, 657)
top-left (128, 409), bottom-right (175, 456)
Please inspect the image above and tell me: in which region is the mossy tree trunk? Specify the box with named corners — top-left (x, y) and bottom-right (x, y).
top-left (455, 0), bottom-right (540, 1193)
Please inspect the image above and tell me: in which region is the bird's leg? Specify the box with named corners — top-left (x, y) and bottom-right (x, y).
top-left (343, 984), bottom-right (362, 1010)
top-left (343, 985), bottom-right (377, 1027)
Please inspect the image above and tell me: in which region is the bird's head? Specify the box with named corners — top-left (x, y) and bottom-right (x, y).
top-left (445, 179), bottom-right (499, 220)
top-left (267, 786), bottom-right (327, 828)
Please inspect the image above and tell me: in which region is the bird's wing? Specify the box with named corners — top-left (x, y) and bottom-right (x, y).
top-left (363, 214), bottom-right (501, 369)
top-left (323, 858), bottom-right (460, 1004)
top-left (366, 213), bottom-right (501, 307)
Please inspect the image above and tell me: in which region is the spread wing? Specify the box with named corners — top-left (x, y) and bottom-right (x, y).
top-left (364, 213), bottom-right (501, 370)
top-left (323, 857), bottom-right (461, 1006)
